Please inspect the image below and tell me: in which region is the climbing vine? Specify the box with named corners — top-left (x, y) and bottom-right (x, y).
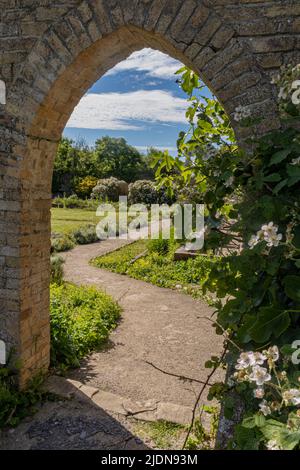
top-left (154, 65), bottom-right (300, 450)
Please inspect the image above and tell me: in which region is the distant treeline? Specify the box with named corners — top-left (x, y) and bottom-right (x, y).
top-left (52, 136), bottom-right (162, 197)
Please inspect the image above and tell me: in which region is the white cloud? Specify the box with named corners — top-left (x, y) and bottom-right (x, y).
top-left (105, 48), bottom-right (183, 80)
top-left (66, 90), bottom-right (188, 131)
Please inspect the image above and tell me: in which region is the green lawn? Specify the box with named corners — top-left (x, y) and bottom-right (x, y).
top-left (51, 208), bottom-right (99, 234)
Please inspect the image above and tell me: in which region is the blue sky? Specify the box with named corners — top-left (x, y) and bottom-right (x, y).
top-left (63, 48), bottom-right (195, 155)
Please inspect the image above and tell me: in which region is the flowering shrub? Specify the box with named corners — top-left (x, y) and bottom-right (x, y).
top-left (128, 179), bottom-right (173, 205)
top-left (91, 177), bottom-right (128, 202)
top-left (75, 176), bottom-right (98, 198)
top-left (128, 180), bottom-right (157, 205)
top-left (271, 64), bottom-right (300, 116)
top-left (233, 346), bottom-right (300, 450)
top-left (154, 65), bottom-right (300, 449)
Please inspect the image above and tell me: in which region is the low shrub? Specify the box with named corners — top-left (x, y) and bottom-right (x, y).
top-left (51, 233), bottom-right (75, 253)
top-left (50, 255), bottom-right (64, 284)
top-left (50, 283), bottom-right (121, 368)
top-left (128, 180), bottom-right (158, 205)
top-left (75, 176), bottom-right (98, 198)
top-left (72, 224), bottom-right (98, 245)
top-left (52, 196), bottom-right (100, 210)
top-left (128, 180), bottom-right (175, 206)
top-left (91, 177), bottom-right (128, 202)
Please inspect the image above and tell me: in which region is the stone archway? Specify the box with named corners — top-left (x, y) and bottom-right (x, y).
top-left (0, 1), bottom-right (299, 386)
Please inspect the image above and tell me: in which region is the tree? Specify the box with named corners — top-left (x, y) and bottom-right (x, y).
top-left (93, 136), bottom-right (144, 182)
top-left (52, 138), bottom-right (92, 195)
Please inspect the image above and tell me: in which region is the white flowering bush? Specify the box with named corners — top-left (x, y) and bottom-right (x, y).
top-left (233, 347), bottom-right (300, 450)
top-left (128, 180), bottom-right (173, 205)
top-left (154, 66), bottom-right (300, 450)
top-left (91, 177), bottom-right (128, 202)
top-left (271, 64), bottom-right (300, 115)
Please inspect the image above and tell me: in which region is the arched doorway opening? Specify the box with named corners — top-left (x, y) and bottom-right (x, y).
top-left (1, 9), bottom-right (280, 385)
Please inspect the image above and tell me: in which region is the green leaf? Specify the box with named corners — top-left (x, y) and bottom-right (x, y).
top-left (255, 414), bottom-right (266, 428)
top-left (263, 173), bottom-right (281, 182)
top-left (273, 178), bottom-right (288, 194)
top-left (270, 148), bottom-right (292, 165)
top-left (287, 165), bottom-right (300, 186)
top-left (249, 307), bottom-right (291, 343)
top-left (293, 225), bottom-right (300, 249)
top-left (260, 420), bottom-right (300, 450)
top-left (234, 424), bottom-right (261, 450)
top-left (283, 275), bottom-right (300, 302)
top-left (242, 416), bottom-right (256, 429)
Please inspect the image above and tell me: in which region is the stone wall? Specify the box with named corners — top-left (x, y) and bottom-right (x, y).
top-left (0, 0), bottom-right (299, 385)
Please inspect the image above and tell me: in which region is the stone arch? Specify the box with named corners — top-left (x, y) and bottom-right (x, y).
top-left (0, 0), bottom-right (297, 386)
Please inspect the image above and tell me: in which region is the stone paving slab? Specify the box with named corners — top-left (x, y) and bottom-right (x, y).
top-left (44, 375), bottom-right (194, 426)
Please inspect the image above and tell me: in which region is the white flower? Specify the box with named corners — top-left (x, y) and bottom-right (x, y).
top-left (262, 222), bottom-right (283, 247)
top-left (253, 352), bottom-right (267, 365)
top-left (213, 170), bottom-right (221, 177)
top-left (235, 351), bottom-right (267, 371)
top-left (249, 222), bottom-right (283, 249)
top-left (249, 365), bottom-right (271, 386)
top-left (234, 105), bottom-right (251, 122)
top-left (248, 229), bottom-right (265, 249)
top-left (266, 439), bottom-right (280, 450)
top-left (283, 389), bottom-right (300, 406)
top-left (266, 232), bottom-right (282, 247)
top-left (259, 400), bottom-right (272, 416)
top-left (235, 351), bottom-right (256, 370)
top-left (261, 221), bottom-right (277, 236)
top-left (224, 176), bottom-right (234, 188)
top-left (291, 157), bottom-right (300, 165)
top-left (254, 387), bottom-right (265, 399)
top-left (266, 345), bottom-right (279, 362)
top-left (248, 234), bottom-right (259, 249)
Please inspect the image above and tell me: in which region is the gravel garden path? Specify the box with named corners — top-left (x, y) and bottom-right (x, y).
top-left (0, 235), bottom-right (224, 450)
top-left (63, 239), bottom-right (224, 408)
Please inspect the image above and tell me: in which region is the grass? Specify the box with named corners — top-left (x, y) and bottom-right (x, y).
top-left (92, 239), bottom-right (148, 273)
top-left (51, 208), bottom-right (99, 234)
top-left (134, 421), bottom-right (186, 449)
top-left (91, 238), bottom-right (219, 299)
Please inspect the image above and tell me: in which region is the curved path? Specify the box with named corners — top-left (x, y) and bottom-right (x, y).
top-left (0, 238), bottom-right (224, 450)
top-left (63, 239), bottom-right (224, 408)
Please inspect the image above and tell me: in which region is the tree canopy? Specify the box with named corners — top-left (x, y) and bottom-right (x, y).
top-left (52, 136), bottom-right (155, 195)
